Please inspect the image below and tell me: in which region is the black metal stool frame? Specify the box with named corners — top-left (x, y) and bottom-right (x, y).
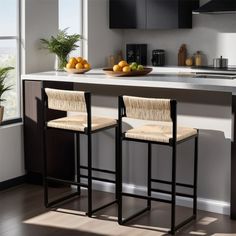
top-left (117, 96), bottom-right (199, 234)
top-left (42, 89), bottom-right (118, 217)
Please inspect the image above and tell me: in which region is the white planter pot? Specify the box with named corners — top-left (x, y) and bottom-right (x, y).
top-left (0, 106), bottom-right (4, 124)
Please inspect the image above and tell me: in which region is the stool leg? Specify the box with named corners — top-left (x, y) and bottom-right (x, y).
top-left (87, 132), bottom-right (92, 217)
top-left (42, 126), bottom-right (48, 208)
top-left (76, 133), bottom-right (81, 195)
top-left (193, 135), bottom-right (199, 217)
top-left (118, 134), bottom-right (123, 224)
top-left (171, 143), bottom-right (177, 234)
top-left (115, 126), bottom-right (119, 201)
top-left (147, 143), bottom-right (152, 209)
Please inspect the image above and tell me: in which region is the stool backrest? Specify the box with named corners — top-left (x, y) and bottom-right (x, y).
top-left (45, 88), bottom-right (87, 112)
top-left (122, 96), bottom-right (172, 122)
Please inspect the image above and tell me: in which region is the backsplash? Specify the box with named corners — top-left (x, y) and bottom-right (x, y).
top-left (122, 14), bottom-right (236, 66)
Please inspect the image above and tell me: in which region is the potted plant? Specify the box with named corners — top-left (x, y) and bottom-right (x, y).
top-left (0, 66), bottom-right (13, 124)
top-left (40, 29), bottom-right (81, 71)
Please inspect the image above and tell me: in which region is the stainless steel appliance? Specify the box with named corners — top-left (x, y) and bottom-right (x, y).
top-left (194, 66), bottom-right (236, 79)
top-left (151, 49), bottom-right (165, 66)
top-left (213, 56), bottom-right (228, 68)
top-left (126, 44), bottom-right (147, 65)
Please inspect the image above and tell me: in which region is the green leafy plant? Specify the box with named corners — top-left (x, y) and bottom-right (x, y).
top-left (0, 66), bottom-right (13, 105)
top-left (40, 28), bottom-right (81, 70)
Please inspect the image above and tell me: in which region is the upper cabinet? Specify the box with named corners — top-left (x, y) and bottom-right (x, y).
top-left (109, 0), bottom-right (146, 29)
top-left (109, 0), bottom-right (199, 29)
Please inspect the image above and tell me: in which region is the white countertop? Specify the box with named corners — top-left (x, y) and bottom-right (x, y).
top-left (21, 67), bottom-right (236, 94)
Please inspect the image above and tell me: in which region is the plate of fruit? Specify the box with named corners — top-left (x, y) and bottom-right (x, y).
top-left (64, 57), bottom-right (91, 74)
top-left (103, 60), bottom-right (152, 77)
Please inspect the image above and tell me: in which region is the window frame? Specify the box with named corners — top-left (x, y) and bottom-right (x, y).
top-left (0, 0), bottom-right (22, 125)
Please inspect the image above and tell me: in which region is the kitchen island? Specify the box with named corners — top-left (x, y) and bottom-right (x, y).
top-left (22, 69), bottom-right (236, 219)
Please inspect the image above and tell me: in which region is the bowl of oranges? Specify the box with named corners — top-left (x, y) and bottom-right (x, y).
top-left (64, 57), bottom-right (91, 74)
top-left (103, 60), bottom-right (152, 77)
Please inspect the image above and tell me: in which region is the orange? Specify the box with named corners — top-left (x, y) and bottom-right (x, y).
top-left (122, 66), bottom-right (131, 72)
top-left (66, 63), bottom-right (74, 69)
top-left (75, 63), bottom-right (84, 69)
top-left (118, 60), bottom-right (128, 68)
top-left (113, 65), bottom-right (122, 72)
top-left (84, 63), bottom-right (91, 69)
top-left (68, 57), bottom-right (77, 67)
top-left (77, 57), bottom-right (83, 63)
top-left (81, 59), bottom-right (88, 65)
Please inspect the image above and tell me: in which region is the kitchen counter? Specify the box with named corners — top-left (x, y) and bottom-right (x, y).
top-left (21, 69), bottom-right (236, 219)
top-left (22, 68), bottom-right (236, 94)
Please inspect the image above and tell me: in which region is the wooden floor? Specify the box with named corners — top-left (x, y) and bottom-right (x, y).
top-left (1, 184), bottom-right (236, 236)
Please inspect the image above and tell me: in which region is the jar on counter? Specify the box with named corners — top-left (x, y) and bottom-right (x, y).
top-left (108, 55), bottom-right (116, 67)
top-left (194, 51), bottom-right (202, 67)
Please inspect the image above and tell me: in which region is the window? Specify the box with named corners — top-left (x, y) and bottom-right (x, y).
top-left (59, 0), bottom-right (83, 57)
top-left (0, 0), bottom-right (20, 121)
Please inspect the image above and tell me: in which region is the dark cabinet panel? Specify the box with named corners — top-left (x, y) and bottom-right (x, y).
top-left (147, 0), bottom-right (178, 29)
top-left (178, 0), bottom-right (199, 28)
top-left (109, 0), bottom-right (199, 29)
top-left (23, 80), bottom-right (75, 184)
top-left (109, 0), bottom-right (146, 29)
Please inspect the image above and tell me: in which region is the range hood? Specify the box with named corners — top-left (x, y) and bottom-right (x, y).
top-left (194, 0), bottom-right (236, 14)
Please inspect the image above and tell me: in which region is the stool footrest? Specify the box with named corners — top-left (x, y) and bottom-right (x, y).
top-left (151, 178), bottom-right (194, 189)
top-left (46, 192), bottom-right (79, 208)
top-left (89, 200), bottom-right (118, 215)
top-left (80, 175), bottom-right (115, 184)
top-left (119, 207), bottom-right (150, 225)
top-left (122, 192), bottom-right (172, 204)
top-left (151, 188), bottom-right (194, 199)
top-left (46, 177), bottom-right (88, 188)
top-left (80, 165), bottom-right (115, 175)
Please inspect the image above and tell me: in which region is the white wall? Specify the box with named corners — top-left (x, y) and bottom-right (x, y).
top-left (85, 0), bottom-right (123, 67)
top-left (122, 6), bottom-right (236, 66)
top-left (0, 124), bottom-right (24, 182)
top-left (21, 0), bottom-right (58, 74)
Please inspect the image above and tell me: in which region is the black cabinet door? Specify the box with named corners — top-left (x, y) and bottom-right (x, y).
top-left (147, 0), bottom-right (179, 29)
top-left (109, 0), bottom-right (146, 29)
top-left (178, 0), bottom-right (199, 28)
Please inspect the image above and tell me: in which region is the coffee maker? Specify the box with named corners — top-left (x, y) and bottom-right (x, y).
top-left (151, 49), bottom-right (165, 66)
top-left (126, 44), bottom-right (147, 65)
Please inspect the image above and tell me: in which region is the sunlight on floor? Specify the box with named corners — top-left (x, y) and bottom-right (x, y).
top-left (55, 208), bottom-right (87, 216)
top-left (132, 223), bottom-right (170, 233)
top-left (197, 217), bottom-right (218, 225)
top-left (189, 231), bottom-right (207, 235)
top-left (211, 234), bottom-right (236, 236)
top-left (23, 210), bottom-right (166, 236)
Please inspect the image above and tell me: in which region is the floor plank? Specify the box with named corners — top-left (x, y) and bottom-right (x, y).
top-left (0, 184), bottom-right (236, 236)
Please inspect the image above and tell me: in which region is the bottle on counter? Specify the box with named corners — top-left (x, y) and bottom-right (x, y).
top-left (194, 51), bottom-right (202, 67)
top-left (178, 44), bottom-right (187, 66)
top-left (116, 50), bottom-right (123, 63)
top-left (108, 55), bottom-right (116, 67)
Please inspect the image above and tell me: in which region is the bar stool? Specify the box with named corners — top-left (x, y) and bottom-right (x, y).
top-left (42, 88), bottom-right (118, 217)
top-left (117, 95), bottom-right (199, 234)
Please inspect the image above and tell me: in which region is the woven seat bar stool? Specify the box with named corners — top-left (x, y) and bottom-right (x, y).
top-left (42, 88), bottom-right (118, 217)
top-left (117, 95), bottom-right (199, 235)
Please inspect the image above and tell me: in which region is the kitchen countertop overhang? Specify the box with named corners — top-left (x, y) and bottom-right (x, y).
top-left (21, 68), bottom-right (236, 94)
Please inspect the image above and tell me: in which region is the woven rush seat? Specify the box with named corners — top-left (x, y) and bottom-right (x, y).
top-left (47, 114), bottom-right (117, 132)
top-left (125, 124), bottom-right (197, 143)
